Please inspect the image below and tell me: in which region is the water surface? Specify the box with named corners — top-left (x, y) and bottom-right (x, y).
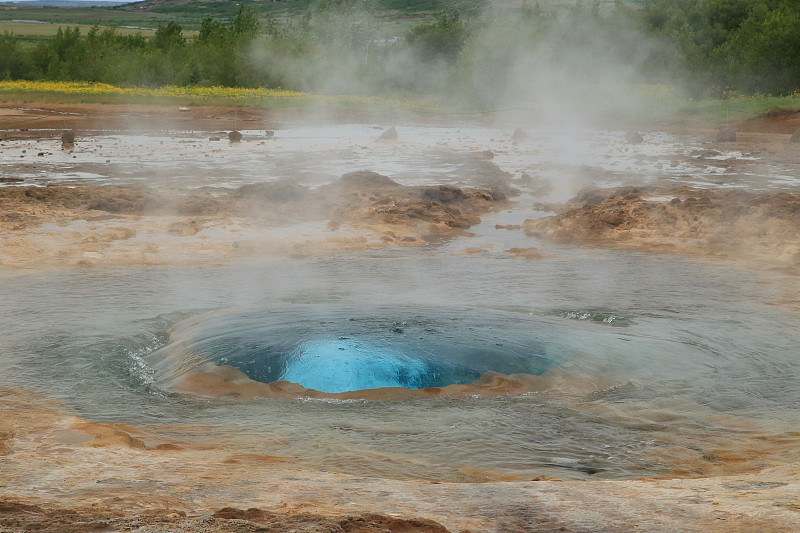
top-left (2, 123), bottom-right (799, 482)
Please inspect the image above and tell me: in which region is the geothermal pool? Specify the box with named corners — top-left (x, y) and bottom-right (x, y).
top-left (2, 122), bottom-right (800, 483)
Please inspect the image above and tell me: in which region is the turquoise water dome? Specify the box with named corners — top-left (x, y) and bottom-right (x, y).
top-left (281, 338), bottom-right (434, 393)
top-left (152, 305), bottom-right (572, 394)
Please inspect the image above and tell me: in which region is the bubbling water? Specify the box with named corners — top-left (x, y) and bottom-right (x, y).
top-left (147, 305), bottom-right (593, 398)
top-left (281, 338), bottom-right (440, 392)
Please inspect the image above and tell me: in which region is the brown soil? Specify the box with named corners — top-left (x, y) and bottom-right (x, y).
top-left (736, 109), bottom-right (800, 134)
top-left (0, 103), bottom-right (282, 137)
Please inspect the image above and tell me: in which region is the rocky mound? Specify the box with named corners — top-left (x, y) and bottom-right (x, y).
top-left (0, 500), bottom-right (451, 533)
top-left (524, 186), bottom-right (800, 266)
top-left (0, 170), bottom-right (516, 267)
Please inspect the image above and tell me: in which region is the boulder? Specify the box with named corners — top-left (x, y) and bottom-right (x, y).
top-left (511, 128), bottom-right (527, 141)
top-left (717, 128), bottom-right (736, 142)
top-left (625, 130), bottom-right (643, 144)
top-left (339, 170), bottom-right (400, 189)
top-left (380, 126), bottom-right (398, 140)
top-left (235, 179), bottom-right (308, 202)
top-left (421, 186), bottom-right (468, 204)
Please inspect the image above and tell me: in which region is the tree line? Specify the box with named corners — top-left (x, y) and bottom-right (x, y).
top-left (0, 0), bottom-right (799, 98)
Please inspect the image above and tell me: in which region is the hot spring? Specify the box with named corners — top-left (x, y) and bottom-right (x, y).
top-left (147, 305), bottom-right (584, 397)
top-left (2, 123), bottom-right (800, 485)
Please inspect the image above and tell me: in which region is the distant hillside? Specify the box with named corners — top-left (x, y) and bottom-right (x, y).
top-left (0, 0), bottom-right (630, 34)
top-left (117, 0), bottom-right (486, 25)
top-left (0, 0), bottom-right (128, 5)
top-left (117, 0), bottom-right (620, 24)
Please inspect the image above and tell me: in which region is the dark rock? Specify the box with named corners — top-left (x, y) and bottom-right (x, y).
top-left (421, 186), bottom-right (468, 204)
top-left (235, 179), bottom-right (308, 202)
top-left (380, 126), bottom-right (398, 140)
top-left (480, 175), bottom-right (519, 201)
top-left (61, 130), bottom-right (75, 144)
top-left (228, 131), bottom-right (243, 143)
top-left (392, 200), bottom-right (472, 228)
top-left (717, 128), bottom-right (736, 142)
top-left (572, 187), bottom-right (610, 207)
top-left (339, 170), bottom-right (400, 189)
top-left (625, 130), bottom-right (643, 144)
top-left (599, 212), bottom-right (625, 226)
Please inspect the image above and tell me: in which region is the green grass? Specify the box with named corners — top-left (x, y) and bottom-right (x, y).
top-left (0, 5), bottom-right (206, 31)
top-left (0, 82), bottom-right (437, 116)
top-left (675, 94), bottom-right (800, 127)
top-left (0, 20), bottom-right (162, 38)
top-left (4, 80), bottom-right (800, 128)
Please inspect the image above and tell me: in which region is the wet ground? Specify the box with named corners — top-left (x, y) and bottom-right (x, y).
top-left (1, 103), bottom-right (800, 532)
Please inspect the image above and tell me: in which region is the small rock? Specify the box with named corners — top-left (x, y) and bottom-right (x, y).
top-left (625, 130), bottom-right (643, 144)
top-left (717, 128), bottom-right (736, 142)
top-left (512, 128), bottom-right (527, 141)
top-left (228, 131), bottom-right (243, 143)
top-left (506, 247), bottom-right (547, 259)
top-left (599, 212), bottom-right (625, 226)
top-left (380, 126), bottom-right (398, 140)
top-left (61, 130), bottom-right (75, 144)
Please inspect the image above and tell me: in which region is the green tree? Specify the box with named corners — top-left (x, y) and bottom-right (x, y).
top-left (0, 33), bottom-right (28, 79)
top-left (231, 4), bottom-right (261, 38)
top-left (407, 7), bottom-right (468, 63)
top-left (152, 21), bottom-right (185, 51)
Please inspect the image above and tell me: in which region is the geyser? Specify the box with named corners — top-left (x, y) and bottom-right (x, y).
top-left (279, 338), bottom-right (444, 392)
top-left (148, 305), bottom-right (573, 397)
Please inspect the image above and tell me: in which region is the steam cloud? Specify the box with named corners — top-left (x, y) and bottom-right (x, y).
top-left (246, 3), bottom-right (683, 127)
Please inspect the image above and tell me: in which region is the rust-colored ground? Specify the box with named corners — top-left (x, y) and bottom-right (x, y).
top-left (0, 103), bottom-right (288, 136)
